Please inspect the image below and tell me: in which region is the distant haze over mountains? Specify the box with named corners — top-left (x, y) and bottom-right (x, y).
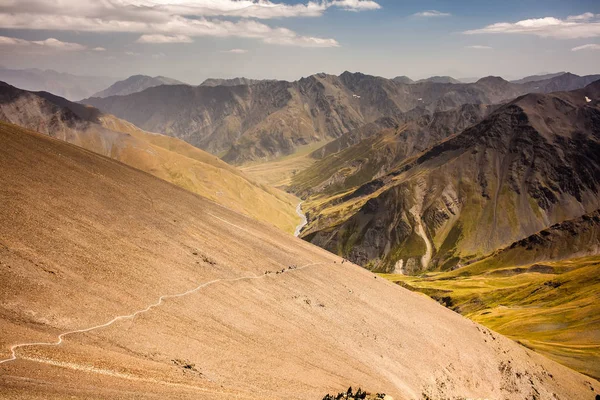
top-left (510, 72), bottom-right (567, 84)
top-left (0, 67), bottom-right (118, 101)
top-left (91, 75), bottom-right (187, 98)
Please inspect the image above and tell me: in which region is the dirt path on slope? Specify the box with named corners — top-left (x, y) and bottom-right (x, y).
top-left (0, 256), bottom-right (324, 367)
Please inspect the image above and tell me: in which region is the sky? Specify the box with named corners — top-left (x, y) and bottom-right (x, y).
top-left (0, 0), bottom-right (599, 84)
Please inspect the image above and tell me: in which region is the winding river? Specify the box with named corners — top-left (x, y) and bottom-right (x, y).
top-left (294, 202), bottom-right (308, 237)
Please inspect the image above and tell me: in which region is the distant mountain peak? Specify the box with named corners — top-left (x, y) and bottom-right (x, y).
top-left (392, 76), bottom-right (415, 84)
top-left (90, 74), bottom-right (186, 98)
top-left (476, 76), bottom-right (509, 85)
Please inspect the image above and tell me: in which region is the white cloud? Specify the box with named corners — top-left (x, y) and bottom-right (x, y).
top-left (264, 31), bottom-right (340, 47)
top-left (152, 52), bottom-right (166, 58)
top-left (465, 45), bottom-right (493, 50)
top-left (0, 1), bottom-right (380, 48)
top-left (118, 0), bottom-right (381, 18)
top-left (125, 51), bottom-right (140, 56)
top-left (221, 49), bottom-right (248, 54)
top-left (567, 13), bottom-right (596, 22)
top-left (414, 10), bottom-right (451, 17)
top-left (136, 34), bottom-right (193, 43)
top-left (329, 0), bottom-right (381, 12)
top-left (92, 46), bottom-right (106, 51)
top-left (572, 43), bottom-right (600, 51)
top-left (0, 36), bottom-right (86, 51)
top-left (464, 13), bottom-right (600, 39)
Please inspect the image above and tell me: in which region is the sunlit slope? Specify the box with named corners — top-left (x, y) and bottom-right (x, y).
top-left (239, 140), bottom-right (332, 188)
top-left (99, 113), bottom-right (300, 232)
top-left (385, 257), bottom-right (600, 380)
top-left (0, 123), bottom-right (597, 399)
top-left (0, 82), bottom-right (299, 233)
top-left (382, 210), bottom-right (600, 379)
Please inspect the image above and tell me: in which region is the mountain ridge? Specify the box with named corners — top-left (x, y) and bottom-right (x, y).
top-left (82, 71), bottom-right (600, 164)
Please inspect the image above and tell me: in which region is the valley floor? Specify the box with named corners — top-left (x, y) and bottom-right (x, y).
top-left (240, 140), bottom-right (332, 188)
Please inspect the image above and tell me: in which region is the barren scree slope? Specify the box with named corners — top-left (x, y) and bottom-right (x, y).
top-left (0, 123), bottom-right (598, 399)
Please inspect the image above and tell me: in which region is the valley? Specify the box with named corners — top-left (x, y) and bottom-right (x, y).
top-left (3, 122), bottom-right (597, 399)
top-left (2, 0), bottom-right (600, 398)
top-left (1, 66), bottom-right (600, 399)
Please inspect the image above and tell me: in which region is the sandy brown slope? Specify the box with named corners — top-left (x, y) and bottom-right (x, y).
top-left (0, 123), bottom-right (598, 399)
top-left (0, 82), bottom-right (299, 233)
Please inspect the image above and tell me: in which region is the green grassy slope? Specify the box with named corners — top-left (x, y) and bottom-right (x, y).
top-left (382, 256), bottom-right (600, 379)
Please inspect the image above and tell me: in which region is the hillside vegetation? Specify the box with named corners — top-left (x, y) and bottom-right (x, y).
top-left (382, 210), bottom-right (600, 379)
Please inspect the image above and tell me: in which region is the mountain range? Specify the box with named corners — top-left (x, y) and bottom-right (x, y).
top-left (1, 66), bottom-right (600, 398)
top-left (200, 77), bottom-right (274, 87)
top-left (82, 71), bottom-right (600, 165)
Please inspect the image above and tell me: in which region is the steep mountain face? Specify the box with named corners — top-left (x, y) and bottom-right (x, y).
top-left (300, 82), bottom-right (600, 274)
top-left (200, 77), bottom-right (274, 87)
top-left (0, 82), bottom-right (299, 233)
top-left (82, 71), bottom-right (590, 165)
top-left (535, 72), bottom-right (600, 92)
top-left (0, 123), bottom-right (597, 399)
top-left (292, 104), bottom-right (495, 198)
top-left (0, 67), bottom-right (117, 100)
top-left (91, 75), bottom-right (186, 98)
top-left (309, 116), bottom-right (402, 160)
top-left (311, 103), bottom-right (497, 161)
